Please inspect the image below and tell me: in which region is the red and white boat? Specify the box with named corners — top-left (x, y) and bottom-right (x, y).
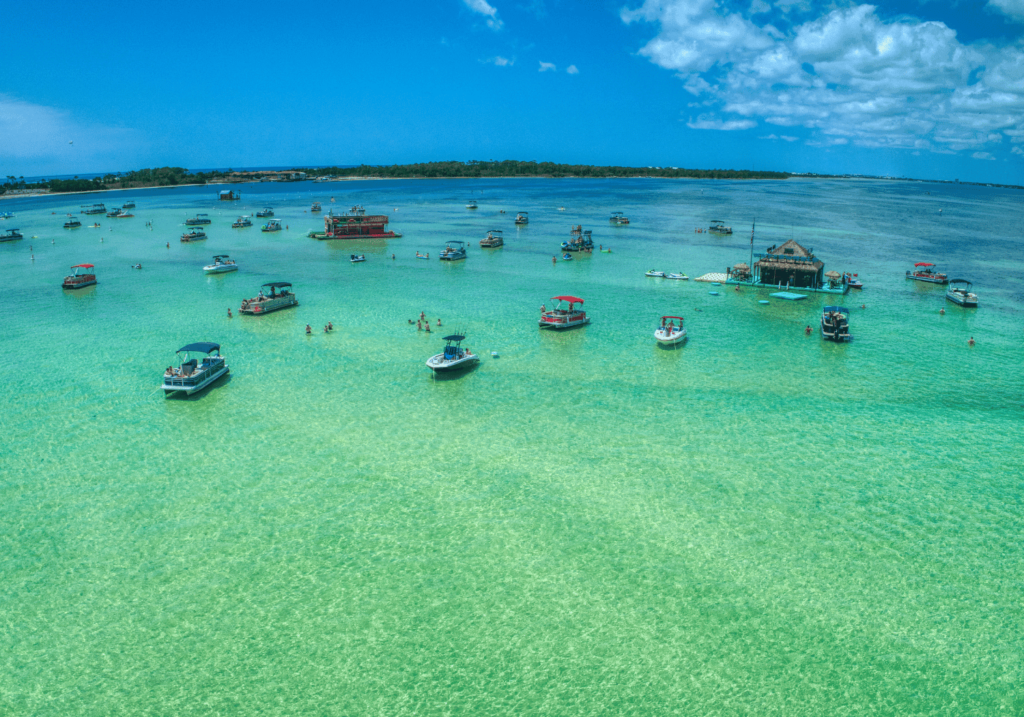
top-left (62, 264), bottom-right (97, 289)
top-left (654, 316), bottom-right (687, 346)
top-left (906, 262), bottom-right (948, 284)
top-left (539, 295), bottom-right (589, 330)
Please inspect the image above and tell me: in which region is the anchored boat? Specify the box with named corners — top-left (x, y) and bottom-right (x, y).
top-left (821, 306), bottom-right (851, 342)
top-left (610, 211), bottom-right (630, 225)
top-left (315, 206), bottom-right (400, 239)
top-left (539, 295), bottom-right (589, 330)
top-left (181, 229), bottom-right (207, 242)
top-left (1, 228), bottom-right (23, 242)
top-left (81, 203), bottom-right (106, 215)
top-left (203, 255), bottom-right (238, 274)
top-left (262, 219), bottom-right (282, 232)
top-left (185, 213), bottom-right (211, 226)
top-left (709, 220), bottom-right (732, 235)
top-left (232, 216), bottom-right (252, 228)
top-left (654, 316), bottom-right (687, 346)
top-left (122, 200), bottom-right (136, 209)
top-left (439, 241), bottom-right (466, 261)
top-left (64, 216), bottom-right (82, 229)
top-left (480, 229), bottom-right (504, 247)
top-left (426, 334), bottom-right (479, 373)
top-left (645, 270), bottom-right (665, 277)
top-left (946, 279), bottom-right (978, 307)
top-left (515, 211), bottom-right (529, 225)
top-left (350, 254), bottom-right (366, 263)
top-left (62, 264), bottom-right (97, 289)
top-left (161, 342), bottom-right (229, 396)
top-left (239, 282), bottom-right (298, 315)
top-left (466, 200), bottom-right (478, 210)
top-left (906, 262), bottom-right (948, 284)
top-left (311, 202), bottom-right (322, 213)
top-left (256, 208), bottom-right (274, 218)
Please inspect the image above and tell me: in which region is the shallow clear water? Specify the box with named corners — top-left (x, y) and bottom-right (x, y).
top-left (1, 178), bottom-right (1022, 714)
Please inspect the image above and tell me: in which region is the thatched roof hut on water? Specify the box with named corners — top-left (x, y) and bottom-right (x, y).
top-left (752, 239), bottom-right (824, 289)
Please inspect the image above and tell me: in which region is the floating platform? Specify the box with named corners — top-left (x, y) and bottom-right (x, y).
top-left (695, 272), bottom-right (728, 283)
top-left (770, 292), bottom-right (808, 301)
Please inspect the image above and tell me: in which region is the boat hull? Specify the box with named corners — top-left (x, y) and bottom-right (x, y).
top-left (906, 272), bottom-right (948, 284)
top-left (162, 365), bottom-right (229, 395)
top-left (539, 316), bottom-right (589, 330)
top-left (946, 293), bottom-right (978, 307)
top-left (655, 328), bottom-right (687, 345)
top-left (204, 265), bottom-right (238, 274)
top-left (439, 253), bottom-right (466, 261)
top-left (239, 296), bottom-right (298, 315)
top-left (62, 279), bottom-right (97, 289)
top-left (426, 354), bottom-right (480, 372)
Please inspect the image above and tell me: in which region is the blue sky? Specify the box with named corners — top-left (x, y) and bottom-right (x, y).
top-left (1, 0), bottom-right (1023, 183)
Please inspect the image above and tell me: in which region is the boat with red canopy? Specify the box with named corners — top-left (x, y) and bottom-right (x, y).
top-left (539, 295), bottom-right (589, 329)
top-left (62, 264), bottom-right (97, 289)
top-left (654, 316), bottom-right (687, 345)
top-left (906, 262), bottom-right (948, 284)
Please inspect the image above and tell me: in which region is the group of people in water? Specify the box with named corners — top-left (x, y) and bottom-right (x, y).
top-left (305, 322), bottom-right (334, 334)
top-left (408, 311), bottom-right (441, 332)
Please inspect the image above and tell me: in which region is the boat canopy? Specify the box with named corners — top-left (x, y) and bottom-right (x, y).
top-left (552, 295), bottom-right (584, 304)
top-left (446, 240), bottom-right (465, 246)
top-left (660, 316), bottom-right (685, 321)
top-left (711, 219), bottom-right (724, 223)
top-left (914, 262), bottom-right (935, 267)
top-left (71, 263), bottom-right (94, 269)
top-left (823, 306), bottom-right (849, 314)
top-left (178, 342), bottom-right (220, 354)
top-left (489, 229), bottom-right (502, 233)
top-left (824, 270), bottom-right (842, 278)
top-left (948, 278), bottom-right (972, 286)
top-left (213, 255), bottom-right (229, 260)
top-left (262, 281), bottom-right (292, 289)
top-left (442, 334), bottom-right (465, 342)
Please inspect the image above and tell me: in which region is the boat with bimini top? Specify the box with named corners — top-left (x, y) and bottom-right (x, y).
top-left (709, 220), bottom-right (732, 235)
top-left (906, 262), bottom-right (948, 284)
top-left (161, 342), bottom-right (229, 396)
top-left (203, 255), bottom-right (238, 274)
top-left (654, 316), bottom-right (687, 346)
top-left (539, 296), bottom-right (589, 330)
top-left (515, 212), bottom-right (529, 225)
top-left (311, 202), bottom-right (322, 213)
top-left (185, 213), bottom-right (211, 226)
top-left (256, 208), bottom-right (274, 218)
top-left (232, 216), bottom-right (252, 228)
top-left (262, 219), bottom-right (282, 232)
top-left (1, 228), bottom-right (24, 242)
top-left (821, 306), bottom-right (851, 342)
top-left (439, 241), bottom-right (466, 261)
top-left (62, 264), bottom-right (97, 289)
top-left (64, 216), bottom-right (82, 229)
top-left (426, 334), bottom-right (479, 373)
top-left (480, 229), bottom-right (503, 247)
top-left (82, 203), bottom-right (106, 215)
top-left (610, 211), bottom-right (630, 225)
top-left (181, 229), bottom-right (207, 242)
top-left (122, 200), bottom-right (136, 209)
top-left (239, 282), bottom-right (298, 315)
top-left (946, 279), bottom-right (978, 307)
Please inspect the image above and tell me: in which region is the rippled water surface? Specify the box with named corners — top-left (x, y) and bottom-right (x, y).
top-left (1, 178), bottom-right (1022, 714)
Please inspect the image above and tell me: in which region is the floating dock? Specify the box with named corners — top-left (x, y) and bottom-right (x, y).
top-left (770, 292), bottom-right (808, 301)
top-left (694, 272), bottom-right (728, 283)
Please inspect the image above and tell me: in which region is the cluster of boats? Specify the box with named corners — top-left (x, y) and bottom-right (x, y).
top-left (906, 262), bottom-right (979, 307)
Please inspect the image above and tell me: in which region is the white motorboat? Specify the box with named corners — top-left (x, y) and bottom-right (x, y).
top-left (666, 273), bottom-right (688, 280)
top-left (161, 342), bottom-right (229, 396)
top-left (539, 295), bottom-right (589, 330)
top-left (426, 334), bottom-right (479, 373)
top-left (350, 254), bottom-right (366, 263)
top-left (946, 279), bottom-right (978, 307)
top-left (204, 255), bottom-right (238, 274)
top-left (645, 270), bottom-right (665, 277)
top-left (655, 316), bottom-right (687, 346)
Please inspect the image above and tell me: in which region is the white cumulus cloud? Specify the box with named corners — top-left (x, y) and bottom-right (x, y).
top-left (486, 56), bottom-right (514, 66)
top-left (622, 1), bottom-right (1024, 158)
top-left (539, 61), bottom-right (556, 72)
top-left (988, 0), bottom-right (1024, 22)
top-left (687, 114), bottom-right (757, 130)
top-left (973, 151), bottom-right (996, 160)
top-left (566, 65), bottom-right (579, 74)
top-left (462, 0), bottom-right (503, 30)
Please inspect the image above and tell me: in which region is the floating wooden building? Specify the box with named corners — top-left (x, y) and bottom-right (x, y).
top-left (219, 189), bottom-right (241, 201)
top-left (726, 239), bottom-right (848, 294)
top-left (315, 207), bottom-right (401, 240)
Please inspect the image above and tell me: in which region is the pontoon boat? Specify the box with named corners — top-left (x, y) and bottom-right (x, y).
top-left (232, 216), bottom-right (252, 228)
top-left (1, 228), bottom-right (23, 242)
top-left (539, 295), bottom-right (589, 329)
top-left (261, 219), bottom-right (282, 232)
top-left (439, 241), bottom-right (466, 261)
top-left (480, 230), bottom-right (503, 247)
top-left (181, 229), bottom-right (207, 242)
top-left (610, 211), bottom-right (630, 225)
top-left (906, 262), bottom-right (948, 284)
top-left (821, 306), bottom-right (851, 342)
top-left (62, 264), bottom-right (97, 289)
top-left (946, 279), bottom-right (978, 307)
top-left (185, 213), bottom-right (211, 226)
top-left (709, 220), bottom-right (732, 235)
top-left (239, 282), bottom-right (298, 315)
top-left (161, 342), bottom-right (229, 396)
top-left (64, 216), bottom-right (82, 229)
top-left (256, 208), bottom-right (274, 218)
top-left (514, 212), bottom-right (529, 225)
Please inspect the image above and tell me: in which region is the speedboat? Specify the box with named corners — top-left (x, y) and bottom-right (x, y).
top-left (645, 270), bottom-right (665, 277)
top-left (610, 211), bottom-right (630, 225)
top-left (311, 202), bottom-right (322, 212)
top-left (906, 262), bottom-right (948, 284)
top-left (350, 254), bottom-right (366, 263)
top-left (106, 207), bottom-right (122, 217)
top-left (204, 255), bottom-right (238, 273)
top-left (514, 212), bottom-right (528, 225)
top-left (539, 295), bottom-right (589, 330)
top-left (181, 229), bottom-right (207, 242)
top-left (232, 216), bottom-right (252, 228)
top-left (480, 229), bottom-right (503, 247)
top-left (161, 342), bottom-right (229, 396)
top-left (62, 263), bottom-right (97, 289)
top-left (708, 220), bottom-right (732, 235)
top-left (256, 208), bottom-right (274, 218)
top-left (185, 213), bottom-right (211, 226)
top-left (64, 216), bottom-right (82, 229)
top-left (426, 334), bottom-right (479, 373)
top-left (666, 273), bottom-right (688, 280)
top-left (821, 306), bottom-right (851, 342)
top-left (261, 219), bottom-right (282, 232)
top-left (439, 241), bottom-right (466, 261)
top-left (239, 282), bottom-right (298, 315)
top-left (946, 279), bottom-right (978, 307)
top-left (1, 228), bottom-right (23, 242)
top-left (847, 275), bottom-right (863, 289)
top-left (112, 208), bottom-right (133, 218)
top-left (466, 200), bottom-right (478, 210)
top-left (654, 316), bottom-right (687, 345)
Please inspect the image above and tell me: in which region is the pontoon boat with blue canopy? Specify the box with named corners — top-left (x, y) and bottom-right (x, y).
top-left (162, 342), bottom-right (229, 395)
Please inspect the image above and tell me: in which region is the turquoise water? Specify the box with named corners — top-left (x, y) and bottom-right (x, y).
top-left (2, 178), bottom-right (1022, 714)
